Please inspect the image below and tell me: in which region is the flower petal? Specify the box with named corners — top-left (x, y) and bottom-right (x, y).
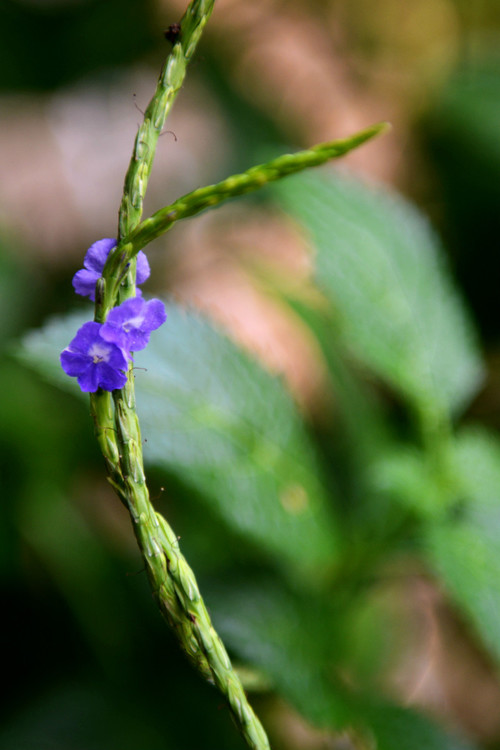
top-left (72, 268), bottom-right (99, 299)
top-left (97, 363), bottom-right (128, 391)
top-left (77, 362), bottom-right (100, 392)
top-left (60, 320), bottom-right (128, 392)
top-left (84, 238), bottom-right (116, 272)
top-left (68, 321), bottom-right (103, 353)
top-left (136, 251), bottom-right (150, 284)
top-left (143, 299), bottom-right (167, 330)
top-left (100, 297), bottom-right (166, 352)
top-left (73, 239), bottom-right (149, 300)
top-left (105, 297), bottom-right (144, 327)
top-left (60, 349), bottom-right (90, 376)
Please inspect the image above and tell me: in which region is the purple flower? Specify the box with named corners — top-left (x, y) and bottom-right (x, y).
top-left (72, 238), bottom-right (151, 300)
top-left (60, 321), bottom-right (129, 392)
top-left (100, 297), bottom-right (167, 352)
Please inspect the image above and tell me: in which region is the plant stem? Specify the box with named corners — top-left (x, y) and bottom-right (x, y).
top-left (119, 0), bottom-right (217, 239)
top-left (130, 122), bottom-right (389, 250)
top-left (113, 386), bottom-right (271, 748)
top-left (102, 122), bottom-right (390, 311)
top-left (88, 1), bottom-right (389, 746)
top-left (90, 1), bottom-right (273, 747)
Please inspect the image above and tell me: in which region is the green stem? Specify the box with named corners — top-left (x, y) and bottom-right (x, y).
top-left (110, 364), bottom-right (271, 748)
top-left (111, 383), bottom-right (214, 681)
top-left (118, 0), bottom-right (217, 239)
top-left (102, 122), bottom-right (390, 312)
top-left (135, 122), bottom-right (389, 246)
top-left (88, 0), bottom-right (388, 745)
top-left (94, 0), bottom-right (217, 324)
top-left (414, 400), bottom-right (459, 513)
top-left (91, 1), bottom-right (272, 747)
top-left (113, 384), bottom-right (270, 748)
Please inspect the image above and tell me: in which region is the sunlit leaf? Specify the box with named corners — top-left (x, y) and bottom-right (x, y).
top-left (272, 169), bottom-right (483, 418)
top-left (18, 303), bottom-right (340, 582)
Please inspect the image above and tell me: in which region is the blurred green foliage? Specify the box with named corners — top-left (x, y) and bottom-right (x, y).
top-left (4, 1), bottom-right (500, 749)
top-left (424, 51), bottom-right (500, 340)
top-left (17, 166), bottom-right (497, 749)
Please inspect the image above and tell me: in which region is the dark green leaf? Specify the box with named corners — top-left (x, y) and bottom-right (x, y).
top-left (424, 57), bottom-right (500, 339)
top-left (210, 580), bottom-right (476, 750)
top-left (364, 704), bottom-right (476, 750)
top-left (210, 580), bottom-right (351, 728)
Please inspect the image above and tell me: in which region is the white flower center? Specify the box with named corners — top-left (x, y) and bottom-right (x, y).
top-left (123, 314), bottom-right (144, 332)
top-left (89, 342), bottom-right (110, 364)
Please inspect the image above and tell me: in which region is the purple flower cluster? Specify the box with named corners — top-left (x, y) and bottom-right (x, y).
top-left (61, 239), bottom-right (166, 393)
top-left (72, 238), bottom-right (150, 301)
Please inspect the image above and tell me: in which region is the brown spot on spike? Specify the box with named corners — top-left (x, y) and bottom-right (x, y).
top-left (164, 23), bottom-right (182, 45)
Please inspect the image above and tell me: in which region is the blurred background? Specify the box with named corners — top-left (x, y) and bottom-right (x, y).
top-left (2, 0), bottom-right (500, 748)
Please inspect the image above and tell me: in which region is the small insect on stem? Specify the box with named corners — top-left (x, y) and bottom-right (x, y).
top-left (164, 22), bottom-right (182, 45)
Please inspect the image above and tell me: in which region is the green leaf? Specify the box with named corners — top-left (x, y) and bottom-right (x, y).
top-left (272, 170), bottom-right (483, 418)
top-left (364, 704), bottom-right (476, 750)
top-left (211, 581), bottom-right (350, 728)
top-left (210, 580), bottom-right (476, 750)
top-left (18, 303), bottom-right (340, 583)
top-left (251, 271), bottom-right (393, 463)
top-left (423, 427), bottom-right (500, 663)
top-left (368, 446), bottom-right (444, 520)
